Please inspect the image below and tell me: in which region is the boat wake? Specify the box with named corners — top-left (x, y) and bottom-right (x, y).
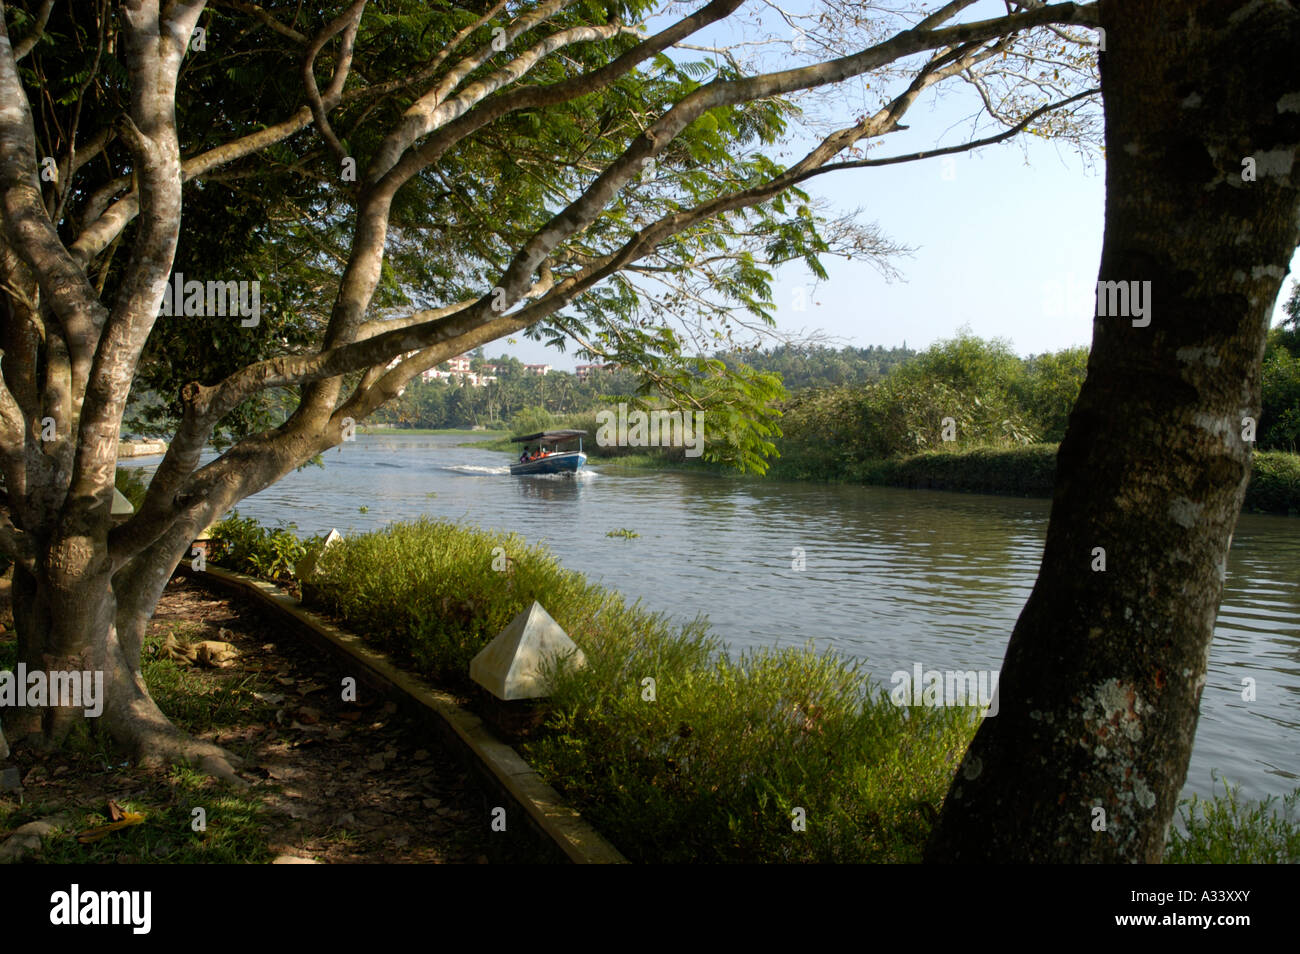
top-left (442, 464), bottom-right (511, 475)
top-left (440, 463), bottom-right (600, 479)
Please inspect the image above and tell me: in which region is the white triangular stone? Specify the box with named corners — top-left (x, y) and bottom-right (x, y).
top-left (110, 487), bottom-right (134, 515)
top-left (470, 601), bottom-right (586, 700)
top-left (295, 529), bottom-right (342, 579)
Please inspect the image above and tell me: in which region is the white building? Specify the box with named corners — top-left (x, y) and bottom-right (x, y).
top-left (420, 354), bottom-right (497, 387)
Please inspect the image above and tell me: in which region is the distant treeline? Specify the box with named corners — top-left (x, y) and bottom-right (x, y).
top-left (715, 343), bottom-right (917, 389)
top-left (368, 354), bottom-right (644, 431)
top-left (367, 343), bottom-right (917, 431)
top-left (768, 292), bottom-right (1300, 481)
top-left (370, 292), bottom-right (1300, 472)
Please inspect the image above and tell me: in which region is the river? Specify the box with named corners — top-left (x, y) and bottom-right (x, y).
top-left (129, 432), bottom-right (1300, 806)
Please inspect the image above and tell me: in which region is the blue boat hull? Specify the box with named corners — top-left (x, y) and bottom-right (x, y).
top-left (510, 451), bottom-right (587, 476)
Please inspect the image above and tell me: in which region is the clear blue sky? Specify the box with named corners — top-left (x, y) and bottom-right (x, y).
top-left (491, 1), bottom-right (1299, 370)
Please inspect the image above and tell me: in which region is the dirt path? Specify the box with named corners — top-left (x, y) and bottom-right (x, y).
top-left (1, 573), bottom-right (497, 864)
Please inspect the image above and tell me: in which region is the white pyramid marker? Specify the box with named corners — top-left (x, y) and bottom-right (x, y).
top-left (470, 601), bottom-right (586, 700)
top-left (295, 528), bottom-right (342, 579)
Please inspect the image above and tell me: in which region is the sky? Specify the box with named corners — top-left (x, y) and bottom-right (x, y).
top-left (491, 0), bottom-right (1300, 370)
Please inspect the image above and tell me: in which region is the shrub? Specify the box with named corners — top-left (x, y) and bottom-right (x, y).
top-left (306, 517), bottom-right (979, 861)
top-left (507, 405), bottom-right (556, 436)
top-left (208, 512), bottom-right (310, 583)
top-left (1244, 451), bottom-right (1300, 515)
top-left (851, 445), bottom-right (1060, 496)
top-left (531, 632), bottom-right (977, 863)
top-left (310, 517), bottom-right (604, 682)
top-left (1164, 779), bottom-right (1300, 863)
top-left (1261, 342), bottom-right (1300, 451)
top-left (1017, 347), bottom-right (1088, 443)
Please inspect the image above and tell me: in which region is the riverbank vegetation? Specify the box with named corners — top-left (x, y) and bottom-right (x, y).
top-left (466, 326), bottom-right (1300, 512)
top-left (767, 321), bottom-right (1300, 513)
top-left (207, 516), bottom-right (1300, 863)
top-left (806, 444), bottom-right (1298, 515)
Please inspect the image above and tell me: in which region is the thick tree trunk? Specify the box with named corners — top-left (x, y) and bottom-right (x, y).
top-left (98, 524), bottom-right (243, 779)
top-left (926, 0), bottom-right (1300, 862)
top-left (4, 512), bottom-right (242, 779)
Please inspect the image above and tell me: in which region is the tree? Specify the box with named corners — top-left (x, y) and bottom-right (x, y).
top-left (927, 0), bottom-right (1300, 862)
top-left (1260, 282), bottom-right (1300, 450)
top-left (1018, 345), bottom-right (1089, 443)
top-left (0, 0), bottom-right (1103, 774)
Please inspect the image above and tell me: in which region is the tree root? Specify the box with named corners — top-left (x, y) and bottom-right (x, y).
top-left (105, 699), bottom-right (248, 787)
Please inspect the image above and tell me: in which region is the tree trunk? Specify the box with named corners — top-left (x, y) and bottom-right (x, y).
top-left (926, 0), bottom-right (1300, 862)
top-left (99, 522), bottom-right (244, 781)
top-left (2, 511), bottom-right (242, 779)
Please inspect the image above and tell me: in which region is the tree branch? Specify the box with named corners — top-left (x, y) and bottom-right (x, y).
top-left (12, 0), bottom-right (53, 61)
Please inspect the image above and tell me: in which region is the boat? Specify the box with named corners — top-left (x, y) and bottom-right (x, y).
top-left (509, 429), bottom-right (588, 476)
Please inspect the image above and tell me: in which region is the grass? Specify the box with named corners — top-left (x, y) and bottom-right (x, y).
top-left (1, 765), bottom-right (272, 864)
top-left (529, 632), bottom-right (977, 863)
top-left (1165, 778), bottom-right (1300, 863)
top-left (307, 517), bottom-right (604, 684)
top-left (304, 517), bottom-right (982, 862)
top-left (589, 452), bottom-right (712, 472)
top-left (0, 621), bottom-right (275, 864)
top-left (295, 516), bottom-right (1300, 862)
top-left (141, 622), bottom-right (276, 742)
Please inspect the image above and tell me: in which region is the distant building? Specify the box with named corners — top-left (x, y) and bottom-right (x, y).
top-left (419, 354), bottom-right (496, 387)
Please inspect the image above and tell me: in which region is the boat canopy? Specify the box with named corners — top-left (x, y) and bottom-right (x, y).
top-left (510, 429), bottom-right (587, 443)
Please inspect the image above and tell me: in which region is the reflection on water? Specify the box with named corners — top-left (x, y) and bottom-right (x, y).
top-left (129, 433), bottom-right (1300, 803)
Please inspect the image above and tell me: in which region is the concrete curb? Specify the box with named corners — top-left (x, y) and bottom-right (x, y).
top-left (188, 566), bottom-right (627, 864)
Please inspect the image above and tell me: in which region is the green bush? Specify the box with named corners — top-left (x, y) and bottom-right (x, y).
top-left (851, 445), bottom-right (1060, 496)
top-left (507, 405), bottom-right (556, 436)
top-left (208, 512), bottom-right (311, 582)
top-left (1017, 347), bottom-right (1089, 443)
top-left (1245, 450), bottom-right (1300, 514)
top-left (1261, 342), bottom-right (1300, 451)
top-left (310, 517), bottom-right (603, 682)
top-left (306, 517), bottom-right (979, 861)
top-left (777, 438), bottom-right (1300, 514)
top-left (1164, 779), bottom-right (1300, 863)
top-left (769, 334), bottom-right (1057, 479)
